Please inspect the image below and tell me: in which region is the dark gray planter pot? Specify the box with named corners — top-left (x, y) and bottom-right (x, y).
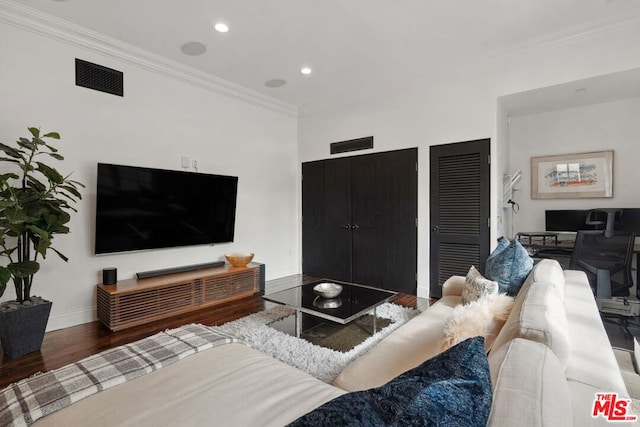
top-left (0, 299), bottom-right (52, 358)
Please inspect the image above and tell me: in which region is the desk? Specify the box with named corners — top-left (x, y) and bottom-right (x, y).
top-left (521, 239), bottom-right (640, 299)
top-left (516, 232), bottom-right (558, 245)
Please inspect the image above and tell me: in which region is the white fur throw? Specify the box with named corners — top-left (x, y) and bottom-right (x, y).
top-left (461, 265), bottom-right (499, 304)
top-left (441, 293), bottom-right (515, 351)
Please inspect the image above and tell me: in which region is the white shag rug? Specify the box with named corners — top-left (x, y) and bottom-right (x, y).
top-left (211, 303), bottom-right (417, 383)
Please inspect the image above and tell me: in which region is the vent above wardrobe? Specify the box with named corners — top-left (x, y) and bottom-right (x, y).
top-left (75, 58), bottom-right (123, 97)
top-left (330, 136), bottom-right (374, 154)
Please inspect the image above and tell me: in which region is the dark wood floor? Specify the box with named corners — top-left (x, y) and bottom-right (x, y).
top-left (0, 293), bottom-right (425, 390)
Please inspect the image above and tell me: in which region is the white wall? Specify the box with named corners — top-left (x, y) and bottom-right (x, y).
top-left (508, 96), bottom-right (640, 234)
top-left (299, 21), bottom-right (640, 298)
top-left (0, 22), bottom-right (299, 330)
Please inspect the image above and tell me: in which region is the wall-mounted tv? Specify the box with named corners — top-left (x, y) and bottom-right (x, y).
top-left (95, 163), bottom-right (238, 254)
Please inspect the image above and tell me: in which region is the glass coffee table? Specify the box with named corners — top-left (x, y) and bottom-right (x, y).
top-left (262, 279), bottom-right (397, 338)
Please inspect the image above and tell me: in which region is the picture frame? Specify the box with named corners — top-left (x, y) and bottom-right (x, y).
top-left (531, 150), bottom-right (613, 199)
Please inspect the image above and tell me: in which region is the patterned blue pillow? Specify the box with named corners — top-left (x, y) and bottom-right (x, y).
top-left (287, 337), bottom-right (492, 427)
top-left (485, 238), bottom-right (533, 296)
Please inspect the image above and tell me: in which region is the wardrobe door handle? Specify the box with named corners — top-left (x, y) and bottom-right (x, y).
top-left (351, 224), bottom-right (360, 230)
top-left (340, 224), bottom-right (350, 229)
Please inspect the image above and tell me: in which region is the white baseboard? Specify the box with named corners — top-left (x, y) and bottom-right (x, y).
top-left (46, 306), bottom-right (97, 332)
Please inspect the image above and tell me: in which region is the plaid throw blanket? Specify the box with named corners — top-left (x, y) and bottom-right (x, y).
top-left (0, 323), bottom-right (238, 427)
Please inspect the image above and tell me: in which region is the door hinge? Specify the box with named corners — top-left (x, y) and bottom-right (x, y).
top-left (415, 162), bottom-right (418, 172)
top-left (415, 218), bottom-right (418, 227)
top-left (488, 217), bottom-right (491, 228)
top-left (488, 154), bottom-right (491, 165)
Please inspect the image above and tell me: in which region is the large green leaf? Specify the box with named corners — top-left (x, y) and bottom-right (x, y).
top-left (4, 207), bottom-right (35, 224)
top-left (0, 172), bottom-right (19, 181)
top-left (27, 224), bottom-right (50, 239)
top-left (19, 163), bottom-right (35, 173)
top-left (42, 132), bottom-right (60, 139)
top-left (50, 247), bottom-right (69, 262)
top-left (46, 152), bottom-right (64, 161)
top-left (44, 144), bottom-right (59, 153)
top-left (8, 261), bottom-right (40, 278)
top-left (36, 162), bottom-right (64, 184)
top-left (0, 142), bottom-right (23, 159)
top-left (0, 266), bottom-right (10, 297)
top-left (28, 127), bottom-right (40, 138)
top-left (26, 176), bottom-right (47, 192)
top-left (60, 185), bottom-right (82, 199)
top-left (17, 138), bottom-right (37, 151)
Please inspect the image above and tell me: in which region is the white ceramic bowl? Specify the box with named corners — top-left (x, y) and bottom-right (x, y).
top-left (313, 282), bottom-right (343, 299)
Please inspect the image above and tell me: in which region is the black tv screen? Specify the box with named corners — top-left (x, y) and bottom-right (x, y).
top-left (95, 163), bottom-right (238, 254)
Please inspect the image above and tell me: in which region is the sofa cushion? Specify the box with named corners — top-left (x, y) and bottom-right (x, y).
top-left (333, 295), bottom-right (461, 392)
top-left (485, 238), bottom-right (533, 296)
top-left (490, 281), bottom-right (572, 368)
top-left (563, 270), bottom-right (630, 394)
top-left (487, 338), bottom-right (573, 427)
top-left (289, 337), bottom-right (492, 427)
top-left (521, 259), bottom-right (565, 301)
top-left (441, 293), bottom-right (514, 351)
top-left (442, 275), bottom-right (465, 297)
top-left (462, 265), bottom-right (499, 304)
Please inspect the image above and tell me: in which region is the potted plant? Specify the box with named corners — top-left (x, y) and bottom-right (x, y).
top-left (0, 127), bottom-right (83, 358)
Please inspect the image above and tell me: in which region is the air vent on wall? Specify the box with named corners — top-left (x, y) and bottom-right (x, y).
top-left (75, 58), bottom-right (123, 97)
top-left (330, 136), bottom-right (374, 155)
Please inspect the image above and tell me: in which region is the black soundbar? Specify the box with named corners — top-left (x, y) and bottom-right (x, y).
top-left (136, 261), bottom-right (225, 279)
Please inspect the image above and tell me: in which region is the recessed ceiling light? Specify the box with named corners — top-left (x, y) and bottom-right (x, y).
top-left (214, 23), bottom-right (229, 33)
top-left (265, 79), bottom-right (287, 88)
top-left (301, 67), bottom-right (312, 75)
top-left (575, 87), bottom-right (587, 93)
top-left (181, 41), bottom-right (207, 56)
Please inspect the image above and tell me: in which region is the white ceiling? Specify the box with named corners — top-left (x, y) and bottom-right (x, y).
top-left (500, 68), bottom-right (640, 117)
top-left (10, 0), bottom-right (640, 111)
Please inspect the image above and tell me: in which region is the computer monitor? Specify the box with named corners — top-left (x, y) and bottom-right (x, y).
top-left (545, 208), bottom-right (640, 234)
top-left (545, 210), bottom-right (595, 232)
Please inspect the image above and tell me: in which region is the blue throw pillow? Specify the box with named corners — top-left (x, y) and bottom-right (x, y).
top-left (485, 238), bottom-right (533, 296)
top-left (287, 337), bottom-right (492, 427)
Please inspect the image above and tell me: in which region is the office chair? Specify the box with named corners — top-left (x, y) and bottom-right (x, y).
top-left (570, 230), bottom-right (635, 298)
top-left (570, 230), bottom-right (636, 337)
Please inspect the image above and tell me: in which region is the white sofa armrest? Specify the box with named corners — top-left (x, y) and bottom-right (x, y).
top-left (442, 276), bottom-right (465, 297)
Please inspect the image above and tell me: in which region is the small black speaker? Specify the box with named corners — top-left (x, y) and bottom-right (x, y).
top-left (103, 267), bottom-right (117, 285)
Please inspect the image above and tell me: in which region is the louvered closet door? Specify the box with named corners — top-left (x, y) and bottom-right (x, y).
top-left (429, 139), bottom-right (490, 298)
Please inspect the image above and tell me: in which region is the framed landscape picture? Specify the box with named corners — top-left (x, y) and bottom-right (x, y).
top-left (531, 150), bottom-right (613, 199)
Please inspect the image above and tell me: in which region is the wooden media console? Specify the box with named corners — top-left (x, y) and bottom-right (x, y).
top-left (97, 263), bottom-right (262, 331)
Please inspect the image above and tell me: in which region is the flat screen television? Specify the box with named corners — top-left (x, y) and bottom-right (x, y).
top-left (95, 163), bottom-right (238, 254)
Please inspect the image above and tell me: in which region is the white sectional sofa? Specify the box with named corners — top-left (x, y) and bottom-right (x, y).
top-left (6, 260), bottom-right (634, 426)
top-left (335, 259), bottom-right (633, 426)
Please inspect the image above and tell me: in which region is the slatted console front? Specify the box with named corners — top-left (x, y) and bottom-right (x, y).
top-left (97, 263), bottom-right (261, 331)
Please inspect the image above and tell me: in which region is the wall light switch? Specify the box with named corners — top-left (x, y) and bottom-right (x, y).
top-left (181, 156), bottom-right (190, 168)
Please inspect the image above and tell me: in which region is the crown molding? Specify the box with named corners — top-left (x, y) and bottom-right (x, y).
top-left (491, 13), bottom-right (640, 60)
top-left (0, 0), bottom-right (298, 117)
